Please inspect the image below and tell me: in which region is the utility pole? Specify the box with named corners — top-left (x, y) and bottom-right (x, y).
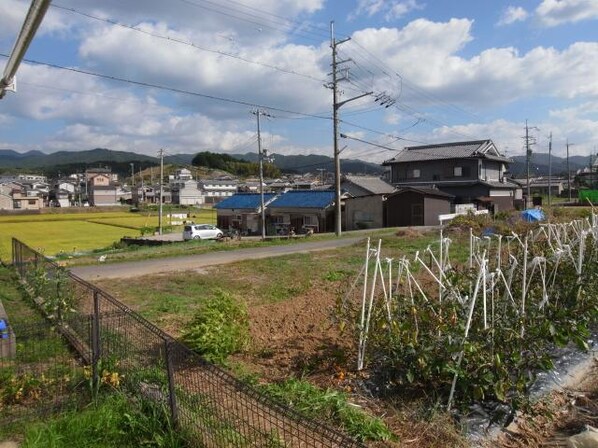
top-left (566, 139), bottom-right (574, 203)
top-left (548, 132), bottom-right (552, 207)
top-left (523, 120), bottom-right (538, 208)
top-left (158, 149), bottom-right (164, 235)
top-left (139, 166), bottom-right (144, 203)
top-left (328, 21), bottom-right (372, 236)
top-left (130, 163), bottom-right (136, 206)
top-left (252, 109), bottom-right (272, 240)
top-left (525, 121), bottom-right (531, 207)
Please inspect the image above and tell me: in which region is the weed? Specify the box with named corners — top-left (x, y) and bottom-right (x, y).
top-left (261, 378), bottom-right (396, 442)
top-left (182, 289), bottom-right (249, 363)
top-left (17, 393), bottom-right (185, 448)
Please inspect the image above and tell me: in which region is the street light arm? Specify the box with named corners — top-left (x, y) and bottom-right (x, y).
top-left (0, 0), bottom-right (51, 99)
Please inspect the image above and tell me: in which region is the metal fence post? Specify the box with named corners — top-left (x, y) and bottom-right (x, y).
top-left (91, 290), bottom-right (101, 392)
top-left (164, 339), bottom-right (179, 426)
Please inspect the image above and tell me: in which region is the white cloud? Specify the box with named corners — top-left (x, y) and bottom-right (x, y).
top-left (349, 22), bottom-right (598, 107)
top-left (77, 21), bottom-right (331, 118)
top-left (497, 6), bottom-right (529, 26)
top-left (349, 0), bottom-right (424, 21)
top-left (536, 0), bottom-right (598, 26)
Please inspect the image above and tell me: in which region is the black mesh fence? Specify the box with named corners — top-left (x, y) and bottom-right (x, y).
top-left (11, 238), bottom-right (365, 448)
top-left (0, 318), bottom-right (88, 424)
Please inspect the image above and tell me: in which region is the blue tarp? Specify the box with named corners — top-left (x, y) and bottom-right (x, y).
top-left (521, 208), bottom-right (545, 222)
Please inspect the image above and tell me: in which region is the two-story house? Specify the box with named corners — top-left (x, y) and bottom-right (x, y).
top-left (86, 168), bottom-right (118, 206)
top-left (383, 140), bottom-right (520, 212)
top-left (199, 178), bottom-right (238, 204)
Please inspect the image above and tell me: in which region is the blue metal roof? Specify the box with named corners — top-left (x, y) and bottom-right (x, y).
top-left (214, 193), bottom-right (276, 209)
top-left (269, 190), bottom-right (335, 209)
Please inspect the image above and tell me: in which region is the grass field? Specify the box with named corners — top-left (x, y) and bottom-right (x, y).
top-left (0, 209), bottom-right (216, 262)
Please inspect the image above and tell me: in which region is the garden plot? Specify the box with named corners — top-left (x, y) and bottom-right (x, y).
top-left (340, 215), bottom-right (598, 424)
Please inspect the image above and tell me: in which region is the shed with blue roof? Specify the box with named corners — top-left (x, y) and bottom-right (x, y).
top-left (268, 190), bottom-right (335, 234)
top-left (214, 193), bottom-right (276, 235)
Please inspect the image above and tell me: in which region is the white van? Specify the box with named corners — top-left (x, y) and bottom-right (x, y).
top-left (183, 224), bottom-right (224, 241)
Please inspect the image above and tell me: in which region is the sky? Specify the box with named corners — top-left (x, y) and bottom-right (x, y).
top-left (0, 0), bottom-right (597, 164)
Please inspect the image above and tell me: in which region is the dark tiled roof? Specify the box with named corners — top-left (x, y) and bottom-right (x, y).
top-left (384, 140), bottom-right (511, 164)
top-left (214, 193), bottom-right (276, 209)
top-left (269, 190), bottom-right (335, 209)
top-left (343, 175), bottom-right (395, 194)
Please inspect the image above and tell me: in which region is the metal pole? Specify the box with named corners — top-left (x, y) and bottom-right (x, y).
top-left (0, 0), bottom-right (51, 98)
top-left (164, 340), bottom-right (179, 426)
top-left (92, 290), bottom-right (101, 393)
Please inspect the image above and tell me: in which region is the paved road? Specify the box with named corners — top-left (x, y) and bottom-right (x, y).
top-left (70, 237), bottom-right (364, 280)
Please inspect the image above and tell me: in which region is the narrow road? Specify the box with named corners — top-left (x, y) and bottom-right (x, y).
top-left (70, 237), bottom-right (364, 280)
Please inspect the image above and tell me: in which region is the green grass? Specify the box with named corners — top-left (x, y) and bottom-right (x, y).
top-left (4, 394), bottom-right (186, 448)
top-left (95, 228), bottom-right (456, 336)
top-left (0, 265), bottom-right (41, 325)
top-left (257, 378), bottom-right (396, 443)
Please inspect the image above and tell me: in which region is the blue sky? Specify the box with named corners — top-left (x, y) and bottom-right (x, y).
top-left (0, 0), bottom-right (597, 163)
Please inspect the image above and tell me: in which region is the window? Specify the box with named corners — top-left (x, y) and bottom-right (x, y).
top-left (453, 166), bottom-right (463, 177)
top-left (28, 199), bottom-right (37, 205)
top-left (304, 216), bottom-right (315, 225)
top-left (408, 169), bottom-right (420, 179)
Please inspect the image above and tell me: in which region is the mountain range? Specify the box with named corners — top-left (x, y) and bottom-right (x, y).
top-left (0, 147), bottom-right (594, 179)
top-left (0, 148), bottom-right (384, 177)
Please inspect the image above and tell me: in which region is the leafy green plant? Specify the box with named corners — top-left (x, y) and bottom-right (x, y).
top-left (182, 289), bottom-right (249, 363)
top-left (40, 267), bottom-right (77, 323)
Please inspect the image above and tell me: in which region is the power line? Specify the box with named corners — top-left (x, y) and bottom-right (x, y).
top-left (0, 53), bottom-right (332, 121)
top-left (52, 3), bottom-right (330, 87)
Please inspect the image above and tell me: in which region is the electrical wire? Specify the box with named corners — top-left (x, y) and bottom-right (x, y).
top-left (0, 53), bottom-right (332, 121)
top-left (51, 3), bottom-right (330, 87)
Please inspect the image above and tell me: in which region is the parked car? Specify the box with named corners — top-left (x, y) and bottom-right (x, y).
top-left (183, 224), bottom-right (224, 241)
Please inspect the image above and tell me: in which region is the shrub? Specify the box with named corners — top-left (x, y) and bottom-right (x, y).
top-left (182, 290), bottom-right (249, 363)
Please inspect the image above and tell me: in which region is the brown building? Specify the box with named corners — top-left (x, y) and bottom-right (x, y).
top-left (386, 187), bottom-right (453, 227)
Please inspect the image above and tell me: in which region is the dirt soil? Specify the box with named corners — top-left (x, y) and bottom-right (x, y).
top-left (231, 277), bottom-right (351, 385)
top-left (230, 276), bottom-right (468, 447)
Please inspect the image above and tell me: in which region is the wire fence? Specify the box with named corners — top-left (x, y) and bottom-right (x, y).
top-left (0, 318), bottom-right (88, 424)
top-left (11, 237), bottom-right (365, 448)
